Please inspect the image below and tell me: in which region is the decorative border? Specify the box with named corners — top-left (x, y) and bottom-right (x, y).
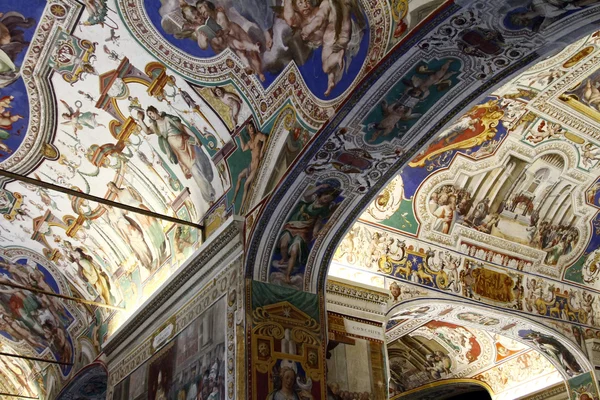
top-left (413, 138), bottom-right (595, 275)
top-left (245, 0), bottom-right (600, 299)
top-left (116, 0), bottom-right (390, 127)
top-left (339, 221), bottom-right (600, 328)
top-left (390, 379), bottom-right (494, 400)
top-left (531, 51), bottom-right (600, 140)
top-left (326, 279), bottom-right (389, 305)
top-left (386, 298), bottom-right (594, 380)
top-left (0, 0), bottom-right (81, 181)
top-left (520, 382), bottom-right (568, 400)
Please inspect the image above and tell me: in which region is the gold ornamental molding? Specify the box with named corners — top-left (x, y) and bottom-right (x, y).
top-left (326, 279), bottom-right (390, 305)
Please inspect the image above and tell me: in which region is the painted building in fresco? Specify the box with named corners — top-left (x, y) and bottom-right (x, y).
top-left (4, 1), bottom-right (600, 400)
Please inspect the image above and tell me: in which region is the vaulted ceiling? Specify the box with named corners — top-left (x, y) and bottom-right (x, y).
top-left (329, 27), bottom-right (600, 398)
top-left (1, 0), bottom-right (418, 396)
top-left (4, 0), bottom-right (600, 398)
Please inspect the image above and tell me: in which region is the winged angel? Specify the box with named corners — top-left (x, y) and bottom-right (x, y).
top-left (60, 100), bottom-right (106, 135)
top-left (159, 0), bottom-right (366, 96)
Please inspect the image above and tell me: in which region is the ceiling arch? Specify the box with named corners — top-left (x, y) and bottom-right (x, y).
top-left (8, 0), bottom-right (600, 397)
top-left (55, 362), bottom-right (107, 400)
top-left (390, 380), bottom-right (492, 400)
top-left (385, 299), bottom-right (591, 399)
top-left (245, 0), bottom-right (600, 296)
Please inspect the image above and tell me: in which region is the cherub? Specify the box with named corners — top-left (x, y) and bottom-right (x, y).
top-left (582, 142), bottom-right (600, 167)
top-left (366, 100), bottom-right (421, 142)
top-left (583, 78), bottom-right (600, 111)
top-left (211, 86), bottom-right (242, 127)
top-left (404, 60), bottom-right (457, 99)
top-left (526, 120), bottom-right (563, 143)
top-left (366, 61), bottom-right (455, 143)
top-left (528, 68), bottom-right (563, 86)
top-left (60, 100), bottom-right (106, 135)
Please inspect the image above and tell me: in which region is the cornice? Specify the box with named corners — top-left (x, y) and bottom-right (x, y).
top-left (326, 279), bottom-right (389, 305)
top-left (103, 218), bottom-right (243, 355)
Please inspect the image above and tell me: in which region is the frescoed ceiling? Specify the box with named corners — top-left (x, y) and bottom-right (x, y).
top-left (328, 27), bottom-right (600, 398)
top-left (9, 0), bottom-right (600, 398)
top-left (0, 0), bottom-right (451, 396)
top-left (384, 302), bottom-right (573, 399)
top-left (387, 318), bottom-right (563, 400)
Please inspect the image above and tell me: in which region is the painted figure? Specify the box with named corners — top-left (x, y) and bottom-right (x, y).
top-left (0, 11), bottom-right (35, 88)
top-left (367, 60), bottom-right (457, 142)
top-left (211, 86), bottom-right (242, 127)
top-left (282, 0), bottom-right (366, 96)
top-left (42, 319), bottom-right (72, 364)
top-left (107, 181), bottom-right (167, 269)
top-left (432, 193), bottom-right (456, 234)
top-left (104, 203), bottom-right (156, 273)
top-left (0, 95), bottom-right (21, 152)
top-left (159, 0), bottom-right (367, 96)
top-left (154, 371), bottom-right (167, 400)
top-left (0, 357), bottom-right (35, 397)
top-left (389, 281), bottom-right (401, 301)
top-left (526, 120), bottom-right (563, 143)
top-left (0, 310), bottom-right (39, 348)
top-left (366, 99), bottom-right (422, 143)
top-left (0, 96), bottom-right (22, 129)
top-left (507, 0), bottom-right (598, 32)
top-left (267, 366), bottom-right (301, 400)
top-left (60, 100), bottom-right (106, 135)
top-left (233, 122), bottom-right (267, 210)
top-left (437, 114), bottom-right (478, 144)
top-left (180, 2), bottom-right (265, 81)
top-left (63, 241), bottom-right (112, 305)
top-left (136, 105), bottom-right (216, 203)
top-left (274, 180), bottom-right (342, 285)
top-left (581, 142), bottom-right (600, 167)
top-left (528, 67), bottom-right (563, 86)
top-left (521, 330), bottom-right (583, 376)
top-left (0, 279), bottom-right (73, 364)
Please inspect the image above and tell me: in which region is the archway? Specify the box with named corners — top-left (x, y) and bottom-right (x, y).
top-left (322, 290), bottom-right (592, 399)
top-left (246, 0), bottom-right (600, 293)
top-left (391, 380), bottom-right (492, 400)
top-left (55, 363), bottom-right (107, 400)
